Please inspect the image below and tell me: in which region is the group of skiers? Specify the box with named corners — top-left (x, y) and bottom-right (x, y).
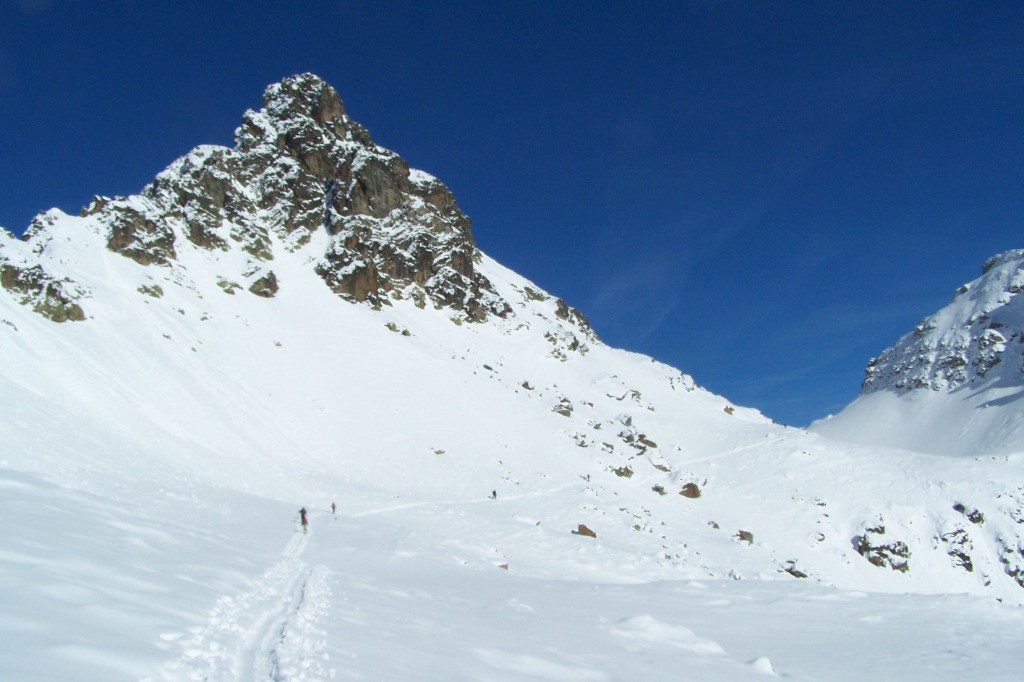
top-left (298, 502), bottom-right (336, 533)
top-left (300, 493), bottom-right (498, 533)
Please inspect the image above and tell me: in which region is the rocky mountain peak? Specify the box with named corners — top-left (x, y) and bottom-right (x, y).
top-left (862, 249), bottom-right (1024, 394)
top-left (2, 74), bottom-right (605, 327)
top-left (262, 73), bottom-right (349, 127)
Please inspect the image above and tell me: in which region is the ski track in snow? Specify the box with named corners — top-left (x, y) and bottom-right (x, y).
top-left (151, 530), bottom-right (334, 681)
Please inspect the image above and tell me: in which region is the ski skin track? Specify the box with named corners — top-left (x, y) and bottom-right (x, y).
top-left (253, 563), bottom-right (314, 681)
top-left (153, 522), bottom-right (330, 681)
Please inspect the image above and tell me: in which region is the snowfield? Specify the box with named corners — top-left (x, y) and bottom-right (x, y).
top-left (3, 463), bottom-right (1023, 681)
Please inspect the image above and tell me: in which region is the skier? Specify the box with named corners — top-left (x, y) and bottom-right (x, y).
top-left (299, 507), bottom-right (308, 533)
top-left (331, 501), bottom-right (336, 514)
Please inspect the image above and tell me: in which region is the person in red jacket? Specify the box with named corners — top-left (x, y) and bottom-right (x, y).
top-left (299, 507), bottom-right (308, 533)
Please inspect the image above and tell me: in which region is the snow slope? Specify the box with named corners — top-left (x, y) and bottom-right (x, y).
top-left (2, 75), bottom-right (1023, 680)
top-left (812, 249), bottom-right (1024, 456)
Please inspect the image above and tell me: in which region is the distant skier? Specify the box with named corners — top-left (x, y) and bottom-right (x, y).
top-left (490, 490), bottom-right (497, 500)
top-left (299, 507), bottom-right (308, 533)
top-left (331, 502), bottom-right (336, 515)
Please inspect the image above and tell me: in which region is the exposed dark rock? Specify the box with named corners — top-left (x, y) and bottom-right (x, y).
top-left (522, 286), bottom-right (547, 302)
top-left (235, 74), bottom-right (510, 320)
top-left (572, 524), bottom-right (597, 538)
top-left (248, 272), bottom-right (279, 298)
top-left (217, 279), bottom-right (241, 295)
top-left (941, 529), bottom-right (974, 572)
top-left (0, 262), bottom-right (86, 322)
top-left (783, 562), bottom-right (808, 578)
top-left (137, 284), bottom-right (164, 298)
top-left (953, 503), bottom-right (985, 525)
top-left (997, 540), bottom-right (1024, 588)
top-left (105, 206), bottom-right (176, 266)
top-left (552, 398), bottom-right (573, 417)
top-left (679, 483), bottom-right (702, 498)
top-left (853, 524), bottom-right (910, 572)
top-left (638, 435), bottom-right (657, 449)
top-left (554, 298), bottom-right (596, 338)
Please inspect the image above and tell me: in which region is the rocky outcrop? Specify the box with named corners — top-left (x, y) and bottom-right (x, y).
top-left (679, 482), bottom-right (702, 498)
top-left (853, 523), bottom-right (910, 573)
top-left (0, 261), bottom-right (85, 322)
top-left (248, 271), bottom-right (279, 298)
top-left (99, 201), bottom-right (178, 267)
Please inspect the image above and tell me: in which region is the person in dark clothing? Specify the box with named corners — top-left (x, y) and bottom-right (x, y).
top-left (299, 507), bottom-right (308, 533)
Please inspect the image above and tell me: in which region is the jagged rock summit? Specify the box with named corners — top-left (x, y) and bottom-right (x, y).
top-left (2, 73), bottom-right (577, 327)
top-left (812, 249), bottom-right (1024, 455)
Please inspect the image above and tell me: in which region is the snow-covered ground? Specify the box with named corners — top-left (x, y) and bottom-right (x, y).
top-left (3, 221), bottom-right (1024, 678)
top-left (4, 463), bottom-right (1023, 681)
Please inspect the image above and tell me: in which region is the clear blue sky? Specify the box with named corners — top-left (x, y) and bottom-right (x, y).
top-left (2, 1), bottom-right (1022, 425)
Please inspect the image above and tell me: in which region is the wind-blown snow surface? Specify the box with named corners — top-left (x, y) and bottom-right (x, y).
top-left (812, 249), bottom-right (1024, 456)
top-left (3, 207), bottom-right (1024, 677)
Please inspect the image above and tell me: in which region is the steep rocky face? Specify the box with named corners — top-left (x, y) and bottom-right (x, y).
top-left (862, 250), bottom-right (1024, 394)
top-left (11, 73), bottom-right (536, 323)
top-left (142, 72), bottom-right (510, 319)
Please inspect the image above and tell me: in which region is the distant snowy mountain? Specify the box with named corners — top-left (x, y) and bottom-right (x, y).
top-left (812, 250), bottom-right (1024, 456)
top-left (2, 75), bottom-right (1024, 680)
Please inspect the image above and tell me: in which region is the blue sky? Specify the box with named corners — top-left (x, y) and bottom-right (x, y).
top-left (2, 1), bottom-right (1022, 425)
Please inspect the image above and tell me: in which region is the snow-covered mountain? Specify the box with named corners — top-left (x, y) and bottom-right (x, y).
top-left (812, 250), bottom-right (1024, 456)
top-left (2, 75), bottom-right (1024, 680)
